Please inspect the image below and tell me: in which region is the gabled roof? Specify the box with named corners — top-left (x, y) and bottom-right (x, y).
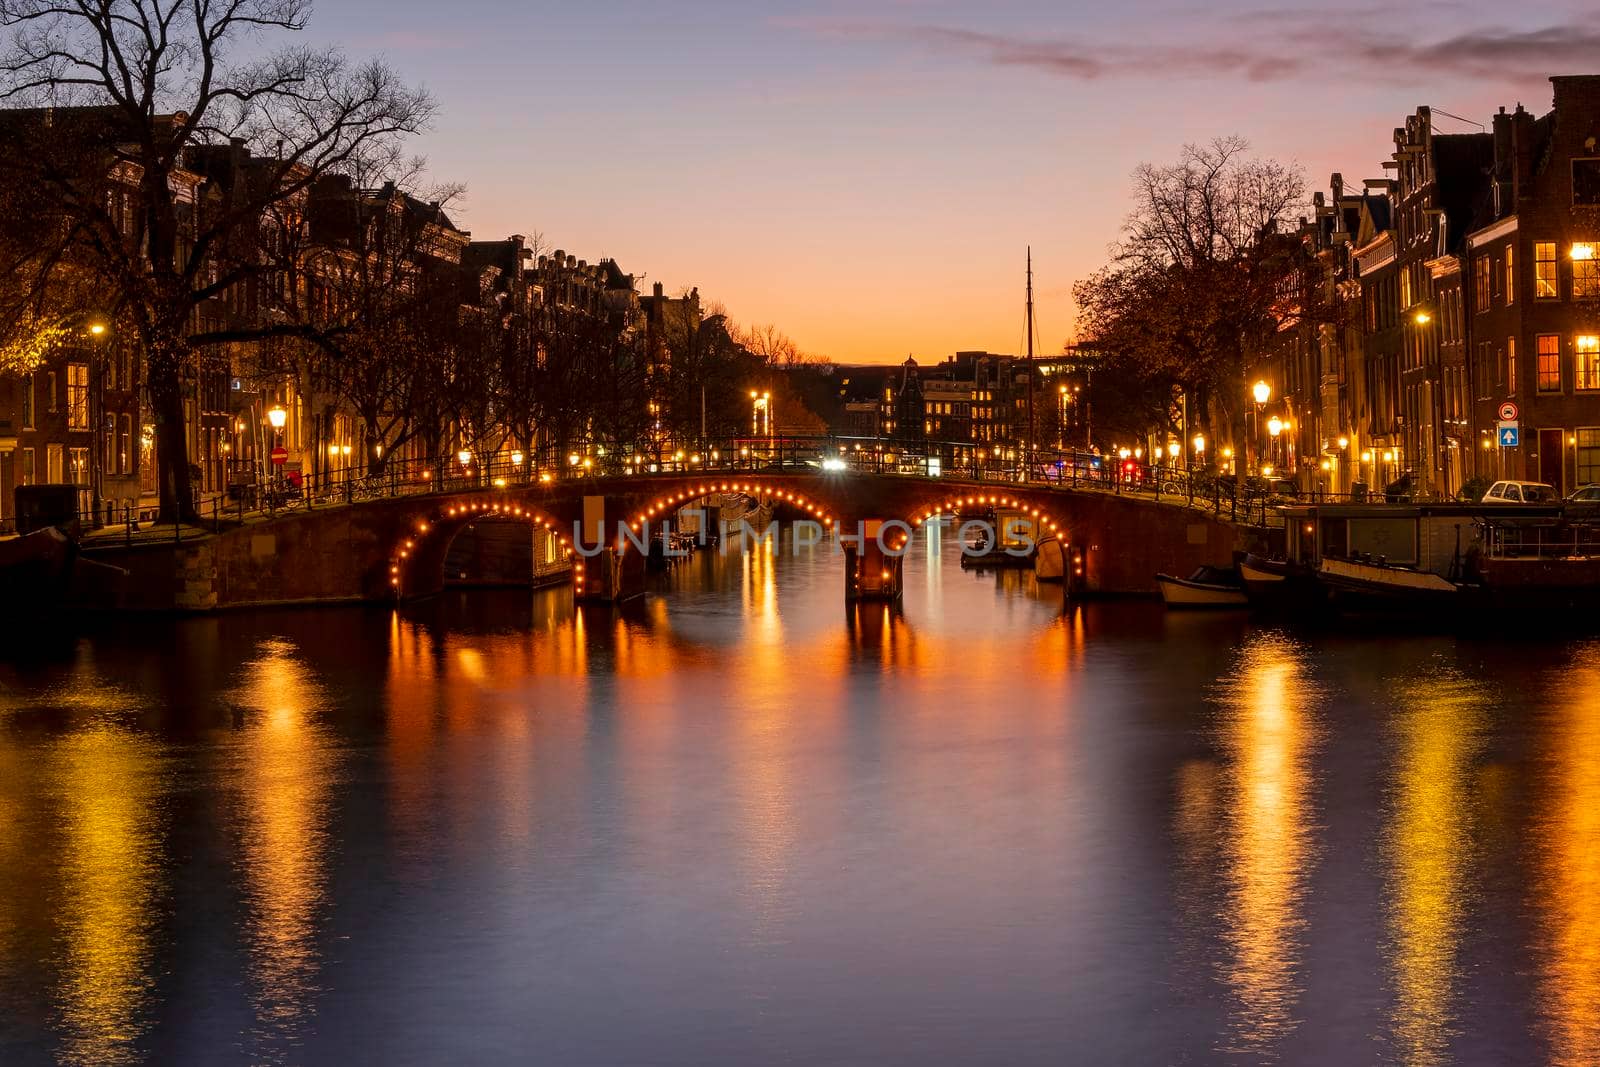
top-left (1432, 132), bottom-right (1495, 256)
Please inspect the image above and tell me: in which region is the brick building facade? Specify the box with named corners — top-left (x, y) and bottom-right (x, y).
top-left (1259, 76), bottom-right (1600, 500)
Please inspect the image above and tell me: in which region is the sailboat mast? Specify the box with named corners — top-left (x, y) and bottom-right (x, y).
top-left (1026, 247), bottom-right (1035, 477)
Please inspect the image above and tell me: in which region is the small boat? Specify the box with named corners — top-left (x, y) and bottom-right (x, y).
top-left (1240, 553), bottom-right (1324, 614)
top-left (1156, 565), bottom-right (1248, 609)
top-left (1315, 556), bottom-right (1460, 611)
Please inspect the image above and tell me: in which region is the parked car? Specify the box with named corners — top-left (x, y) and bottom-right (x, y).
top-left (1482, 480), bottom-right (1560, 504)
top-left (1565, 483), bottom-right (1600, 516)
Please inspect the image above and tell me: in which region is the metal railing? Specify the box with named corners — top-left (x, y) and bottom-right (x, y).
top-left (91, 435), bottom-right (1315, 544)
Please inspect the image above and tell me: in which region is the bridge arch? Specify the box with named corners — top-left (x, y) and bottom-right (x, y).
top-left (616, 478), bottom-right (840, 554)
top-left (387, 496), bottom-right (576, 602)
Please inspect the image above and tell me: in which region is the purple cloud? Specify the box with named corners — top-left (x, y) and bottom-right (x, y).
top-left (797, 14), bottom-right (1600, 85)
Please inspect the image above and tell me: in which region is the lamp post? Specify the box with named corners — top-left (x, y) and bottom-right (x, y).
top-left (1267, 414), bottom-right (1284, 475)
top-left (266, 404), bottom-right (287, 491)
top-left (1192, 433), bottom-right (1205, 472)
top-left (86, 321), bottom-right (109, 526)
top-left (1251, 379), bottom-right (1271, 475)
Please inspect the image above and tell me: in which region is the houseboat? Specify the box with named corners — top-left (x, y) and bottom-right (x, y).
top-left (1252, 500), bottom-right (1600, 619)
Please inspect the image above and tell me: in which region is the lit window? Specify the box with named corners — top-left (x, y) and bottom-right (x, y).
top-left (1506, 245), bottom-right (1515, 305)
top-left (1538, 334), bottom-right (1563, 392)
top-left (1576, 245), bottom-right (1600, 298)
top-left (1579, 427), bottom-right (1600, 485)
top-left (1508, 337), bottom-right (1516, 395)
top-left (66, 363), bottom-right (88, 429)
top-left (1536, 242), bottom-right (1559, 299)
top-left (1578, 335), bottom-right (1600, 391)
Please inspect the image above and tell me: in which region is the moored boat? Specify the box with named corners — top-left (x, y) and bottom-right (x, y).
top-left (1240, 553), bottom-right (1324, 613)
top-left (1157, 565), bottom-right (1248, 609)
top-left (1316, 556), bottom-right (1462, 611)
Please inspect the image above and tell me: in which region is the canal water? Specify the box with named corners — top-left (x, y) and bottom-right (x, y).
top-left (0, 526), bottom-right (1596, 1065)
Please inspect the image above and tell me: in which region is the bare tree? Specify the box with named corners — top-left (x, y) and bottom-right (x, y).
top-left (739, 322), bottom-right (819, 370)
top-left (290, 168), bottom-right (466, 476)
top-left (1074, 137), bottom-right (1312, 455)
top-left (0, 0), bottom-right (432, 521)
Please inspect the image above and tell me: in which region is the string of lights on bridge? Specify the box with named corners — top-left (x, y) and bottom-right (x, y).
top-left (387, 481), bottom-right (1074, 600)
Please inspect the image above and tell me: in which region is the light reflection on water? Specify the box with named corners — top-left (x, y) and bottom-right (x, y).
top-left (1534, 646), bottom-right (1600, 1065)
top-left (1208, 633), bottom-right (1320, 1058)
top-left (51, 726), bottom-right (165, 1067)
top-left (226, 638), bottom-right (339, 1062)
top-left (1382, 667), bottom-right (1486, 1066)
top-left (0, 530), bottom-right (1598, 1062)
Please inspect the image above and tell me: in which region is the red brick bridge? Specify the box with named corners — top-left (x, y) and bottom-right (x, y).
top-left (98, 471), bottom-right (1255, 611)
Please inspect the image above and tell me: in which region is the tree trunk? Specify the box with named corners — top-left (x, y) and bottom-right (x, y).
top-left (148, 333), bottom-right (195, 524)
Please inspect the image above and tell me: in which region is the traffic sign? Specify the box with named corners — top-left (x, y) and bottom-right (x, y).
top-left (270, 445), bottom-right (289, 465)
top-left (1497, 423), bottom-right (1520, 448)
top-left (1498, 400), bottom-right (1519, 422)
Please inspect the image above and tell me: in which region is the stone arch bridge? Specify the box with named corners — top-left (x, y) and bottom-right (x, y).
top-left (98, 472), bottom-right (1253, 611)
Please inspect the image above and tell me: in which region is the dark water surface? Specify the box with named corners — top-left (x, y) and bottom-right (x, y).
top-left (1, 528), bottom-right (1597, 1065)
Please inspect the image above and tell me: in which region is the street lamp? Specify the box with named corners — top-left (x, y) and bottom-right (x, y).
top-left (267, 405), bottom-right (287, 431)
top-left (1249, 380), bottom-right (1272, 473)
top-left (459, 449), bottom-right (473, 468)
top-left (81, 320), bottom-right (114, 526)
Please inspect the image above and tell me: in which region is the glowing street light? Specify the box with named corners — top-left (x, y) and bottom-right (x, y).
top-left (1192, 434), bottom-right (1206, 454)
top-left (511, 450), bottom-right (524, 466)
top-left (267, 406), bottom-right (287, 430)
top-left (1252, 380), bottom-right (1272, 405)
top-left (1167, 441), bottom-right (1181, 459)
top-left (458, 449), bottom-right (473, 468)
top-left (1267, 415), bottom-right (1284, 438)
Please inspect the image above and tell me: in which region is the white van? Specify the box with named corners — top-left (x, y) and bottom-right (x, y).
top-left (1482, 480), bottom-right (1559, 503)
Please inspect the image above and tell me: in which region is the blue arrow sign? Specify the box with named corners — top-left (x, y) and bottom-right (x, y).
top-left (1500, 426), bottom-right (1519, 447)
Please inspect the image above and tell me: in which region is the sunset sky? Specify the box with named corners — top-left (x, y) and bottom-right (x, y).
top-left (315, 0), bottom-right (1600, 365)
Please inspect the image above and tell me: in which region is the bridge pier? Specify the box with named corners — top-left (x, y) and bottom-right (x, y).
top-left (844, 520), bottom-right (904, 601)
top-left (573, 494), bottom-right (646, 602)
top-left (573, 547), bottom-right (645, 602)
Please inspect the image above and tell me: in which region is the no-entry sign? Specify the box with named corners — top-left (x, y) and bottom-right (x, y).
top-left (270, 445), bottom-right (289, 465)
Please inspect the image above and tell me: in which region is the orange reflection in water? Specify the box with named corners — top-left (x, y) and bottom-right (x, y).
top-left (231, 638), bottom-right (337, 1054)
top-left (1533, 653), bottom-right (1600, 1065)
top-left (1211, 633), bottom-right (1318, 1056)
top-left (1383, 672), bottom-right (1485, 1066)
top-left (51, 726), bottom-right (164, 1067)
